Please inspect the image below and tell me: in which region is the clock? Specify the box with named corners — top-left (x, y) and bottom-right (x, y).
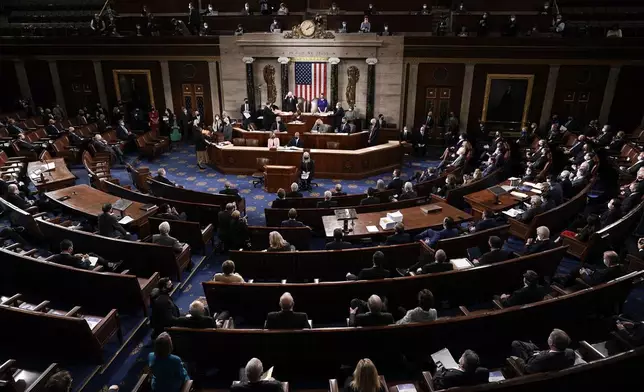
top-left (300, 20), bottom-right (316, 37)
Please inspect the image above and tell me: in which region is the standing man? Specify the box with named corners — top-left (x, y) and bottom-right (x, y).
top-left (333, 102), bottom-right (345, 131)
top-left (367, 118), bottom-right (380, 146)
top-left (240, 97), bottom-right (253, 128)
top-left (284, 92), bottom-right (298, 112)
top-left (188, 2), bottom-right (201, 35)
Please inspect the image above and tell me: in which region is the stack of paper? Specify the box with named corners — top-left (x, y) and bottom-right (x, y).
top-left (379, 217), bottom-right (396, 230)
top-left (510, 191), bottom-right (529, 199)
top-left (522, 181), bottom-right (537, 188)
top-left (387, 211), bottom-right (403, 222)
top-left (502, 208), bottom-right (524, 218)
top-left (451, 258), bottom-right (473, 270)
top-left (366, 225), bottom-right (379, 233)
top-left (118, 216), bottom-right (134, 225)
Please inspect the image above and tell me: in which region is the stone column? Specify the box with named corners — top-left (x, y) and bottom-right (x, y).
top-left (93, 60), bottom-right (109, 110)
top-left (405, 61), bottom-right (419, 128)
top-left (208, 60), bottom-right (221, 116)
top-left (278, 57), bottom-right (290, 109)
top-left (159, 60), bottom-right (174, 111)
top-left (459, 63), bottom-right (476, 133)
top-left (48, 60), bottom-right (66, 110)
top-left (366, 58), bottom-right (377, 121)
top-left (599, 65), bottom-right (621, 125)
top-left (13, 60), bottom-right (32, 105)
top-left (539, 65), bottom-right (560, 127)
top-left (329, 57), bottom-right (340, 109)
top-left (243, 57), bottom-right (256, 111)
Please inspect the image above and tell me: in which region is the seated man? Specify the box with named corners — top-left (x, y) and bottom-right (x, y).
top-left (620, 152), bottom-right (644, 176)
top-left (473, 236), bottom-right (512, 265)
top-left (45, 119), bottom-right (62, 137)
top-left (518, 196), bottom-right (544, 223)
top-left (231, 358), bottom-right (282, 392)
top-left (270, 116), bottom-right (287, 132)
top-left (432, 350), bottom-right (488, 390)
top-left (176, 300), bottom-right (218, 329)
top-left (5, 118), bottom-right (24, 136)
top-left (91, 134), bottom-right (125, 164)
top-left (218, 203), bottom-right (235, 249)
top-left (510, 329), bottom-right (575, 374)
top-left (621, 182), bottom-right (642, 214)
top-left (397, 182), bottom-right (417, 200)
top-left (281, 208), bottom-right (306, 227)
top-left (214, 260), bottom-right (245, 283)
top-left (152, 221), bottom-right (183, 252)
top-left (498, 270), bottom-right (545, 307)
top-left (316, 191), bottom-right (338, 208)
top-left (15, 134), bottom-right (42, 154)
top-left (265, 292), bottom-right (311, 329)
top-left (470, 210), bottom-right (503, 232)
top-left (6, 183), bottom-right (35, 210)
top-left (415, 217), bottom-right (458, 248)
top-left (385, 222), bottom-right (411, 245)
top-left (116, 120), bottom-right (136, 142)
top-left (347, 251), bottom-right (390, 280)
top-left (272, 188), bottom-right (288, 208)
top-left (50, 239), bottom-right (115, 270)
top-left (154, 168), bottom-right (176, 186)
top-left (415, 249), bottom-right (453, 275)
top-left (555, 251), bottom-right (625, 287)
top-left (287, 132), bottom-right (303, 148)
top-left (220, 181), bottom-right (242, 201)
top-left (360, 188), bottom-right (381, 205)
top-left (523, 226), bottom-right (554, 255)
top-left (332, 183), bottom-right (346, 196)
top-left (286, 182), bottom-right (303, 198)
top-left (418, 167), bottom-right (438, 183)
top-left (349, 294), bottom-right (394, 327)
top-left (387, 169), bottom-right (403, 193)
top-left (326, 228), bottom-right (352, 250)
top-left (98, 203), bottom-right (129, 239)
top-left (396, 289), bottom-right (437, 325)
top-left (157, 203), bottom-right (188, 221)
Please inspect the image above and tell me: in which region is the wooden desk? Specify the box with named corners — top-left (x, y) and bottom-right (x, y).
top-left (44, 184), bottom-right (158, 237)
top-left (265, 165), bottom-right (297, 193)
top-left (278, 112), bottom-right (334, 135)
top-left (233, 128), bottom-right (368, 150)
top-left (27, 158), bottom-right (76, 192)
top-left (321, 201), bottom-right (472, 239)
top-left (463, 180), bottom-right (538, 220)
top-left (208, 140), bottom-right (403, 180)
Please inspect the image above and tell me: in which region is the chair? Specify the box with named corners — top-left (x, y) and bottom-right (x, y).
top-left (232, 138), bottom-right (246, 146)
top-left (246, 139), bottom-right (259, 147)
top-left (326, 141), bottom-right (340, 149)
top-left (252, 157), bottom-right (270, 188)
top-left (38, 150), bottom-right (53, 161)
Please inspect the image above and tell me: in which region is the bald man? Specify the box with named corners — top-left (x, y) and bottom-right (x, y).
top-left (264, 292), bottom-right (311, 330)
top-left (349, 294), bottom-right (394, 327)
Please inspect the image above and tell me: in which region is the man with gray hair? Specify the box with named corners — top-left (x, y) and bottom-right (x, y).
top-left (270, 115), bottom-right (287, 132)
top-left (524, 226), bottom-right (553, 255)
top-left (152, 221), bottom-right (183, 252)
top-left (398, 181), bottom-right (418, 200)
top-left (510, 328), bottom-right (575, 374)
top-left (6, 183), bottom-right (35, 210)
top-left (518, 196), bottom-right (543, 223)
top-left (264, 292), bottom-right (311, 329)
top-left (231, 358), bottom-right (283, 391)
top-left (286, 182), bottom-right (303, 198)
top-left (317, 190), bottom-right (338, 208)
top-left (332, 183), bottom-right (346, 196)
top-left (349, 294), bottom-right (394, 327)
top-left (432, 349), bottom-right (488, 389)
top-left (176, 300), bottom-right (217, 329)
top-left (154, 168), bottom-right (176, 186)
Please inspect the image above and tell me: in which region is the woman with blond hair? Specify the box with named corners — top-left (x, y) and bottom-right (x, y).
top-left (268, 131), bottom-right (280, 148)
top-left (344, 359), bottom-right (386, 392)
top-left (266, 231), bottom-right (294, 251)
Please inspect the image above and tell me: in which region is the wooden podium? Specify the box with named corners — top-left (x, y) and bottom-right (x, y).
top-left (265, 165), bottom-right (298, 193)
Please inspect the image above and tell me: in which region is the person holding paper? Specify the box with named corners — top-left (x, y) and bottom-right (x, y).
top-left (98, 203), bottom-right (130, 239)
top-left (50, 239), bottom-right (115, 270)
top-left (300, 152), bottom-right (315, 190)
top-left (432, 350), bottom-right (488, 390)
top-left (231, 358), bottom-right (282, 392)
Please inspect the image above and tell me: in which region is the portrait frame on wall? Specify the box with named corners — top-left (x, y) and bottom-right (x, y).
top-left (112, 69), bottom-right (155, 109)
top-left (481, 74), bottom-right (535, 127)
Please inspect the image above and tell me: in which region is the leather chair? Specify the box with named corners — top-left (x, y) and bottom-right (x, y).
top-left (252, 157), bottom-right (270, 188)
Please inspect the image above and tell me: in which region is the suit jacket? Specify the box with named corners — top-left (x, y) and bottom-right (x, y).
top-left (265, 310), bottom-right (310, 329)
top-left (367, 124), bottom-right (380, 145)
top-left (424, 116), bottom-right (434, 129)
top-left (387, 178), bottom-right (403, 192)
top-left (549, 183), bottom-right (564, 205)
top-left (316, 200), bottom-right (338, 208)
top-left (582, 265), bottom-right (625, 286)
top-left (340, 122), bottom-right (353, 134)
top-left (154, 174), bottom-right (175, 186)
top-left (45, 124), bottom-right (61, 137)
top-left (281, 219), bottom-right (305, 228)
top-left (432, 367), bottom-right (489, 390)
top-left (360, 196), bottom-right (381, 205)
top-left (176, 314), bottom-right (215, 329)
top-left (525, 349), bottom-right (576, 374)
top-left (600, 208), bottom-right (622, 228)
top-left (189, 8), bottom-right (201, 25)
top-left (474, 218), bottom-right (501, 232)
top-left (478, 249), bottom-right (512, 265)
top-left (152, 233), bottom-right (183, 252)
top-left (420, 262), bottom-right (454, 274)
top-left (240, 103), bottom-right (253, 116)
top-left (287, 137), bottom-right (303, 148)
top-left (385, 232), bottom-right (411, 245)
top-left (621, 191), bottom-right (641, 214)
top-left (398, 191), bottom-right (418, 200)
top-left (230, 380), bottom-right (283, 392)
top-left (6, 193), bottom-right (30, 210)
top-left (220, 188), bottom-right (241, 201)
top-left (270, 122), bottom-right (287, 132)
top-left (272, 198), bottom-right (288, 208)
top-left (300, 160), bottom-right (315, 178)
top-left (519, 205), bottom-right (544, 223)
top-left (326, 240), bottom-right (352, 250)
top-left (334, 108), bottom-right (345, 130)
top-left (116, 125), bottom-right (131, 140)
top-left (561, 178), bottom-right (573, 199)
top-left (7, 124), bottom-right (23, 136)
top-left (218, 211), bottom-right (232, 237)
top-left (286, 191), bottom-right (303, 198)
top-left (357, 266), bottom-right (390, 280)
top-left (50, 253), bottom-right (91, 270)
top-left (414, 129), bottom-right (430, 145)
top-left (501, 284), bottom-right (545, 307)
top-left (351, 311), bottom-right (394, 327)
top-left (524, 239), bottom-right (554, 255)
top-left (284, 97), bottom-right (298, 112)
top-left (332, 191), bottom-right (347, 197)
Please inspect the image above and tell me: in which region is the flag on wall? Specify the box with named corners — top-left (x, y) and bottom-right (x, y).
top-left (294, 61), bottom-right (327, 103)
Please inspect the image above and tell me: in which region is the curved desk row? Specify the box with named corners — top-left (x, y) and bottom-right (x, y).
top-left (207, 140), bottom-right (403, 180)
top-left (233, 128), bottom-right (368, 150)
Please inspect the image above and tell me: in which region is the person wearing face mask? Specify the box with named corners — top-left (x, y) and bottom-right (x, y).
top-left (504, 15), bottom-right (518, 36)
top-left (400, 126), bottom-right (412, 142)
top-left (188, 2), bottom-right (201, 35)
top-left (212, 114), bottom-right (223, 133)
top-left (222, 117), bottom-right (233, 141)
top-left (178, 106), bottom-right (190, 140)
top-left (339, 117), bottom-right (352, 134)
top-left (420, 3), bottom-right (430, 15)
top-left (116, 119), bottom-right (137, 145)
top-left (150, 278), bottom-right (180, 338)
top-left (339, 21), bottom-right (348, 33)
top-left (478, 12), bottom-right (489, 36)
top-left (381, 24), bottom-right (391, 36)
top-left (300, 152), bottom-right (315, 190)
top-left (284, 91), bottom-right (297, 113)
top-left (270, 116), bottom-right (287, 132)
top-left (556, 251), bottom-right (625, 288)
top-left (552, 14), bottom-right (565, 34)
top-left (333, 102), bottom-right (345, 131)
top-left (204, 3), bottom-right (216, 16)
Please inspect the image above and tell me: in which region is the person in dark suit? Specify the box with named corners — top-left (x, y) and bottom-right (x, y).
top-left (14, 134), bottom-right (40, 154)
top-left (499, 270), bottom-right (545, 307)
top-left (415, 217), bottom-right (459, 248)
top-left (360, 188), bottom-right (381, 206)
top-left (91, 134), bottom-right (125, 164)
top-left (540, 191), bottom-right (556, 212)
top-left (265, 292), bottom-right (311, 329)
top-left (176, 300), bottom-right (217, 329)
top-left (386, 169), bottom-right (403, 193)
top-left (326, 228), bottom-right (353, 250)
top-left (220, 181), bottom-right (242, 201)
top-left (349, 294), bottom-right (394, 327)
top-left (6, 184), bottom-right (34, 210)
top-left (545, 175), bottom-right (564, 205)
top-left (45, 119), bottom-right (62, 137)
top-left (332, 183), bottom-right (347, 197)
top-left (620, 152), bottom-right (644, 175)
top-left (281, 208), bottom-right (306, 227)
top-left (270, 116), bottom-right (287, 132)
top-left (523, 226), bottom-right (554, 255)
top-left (232, 358), bottom-right (283, 392)
top-left (152, 221), bottom-right (183, 252)
top-left (413, 125), bottom-right (430, 156)
top-left (286, 183), bottom-right (303, 198)
top-left (98, 203), bottom-right (129, 239)
top-left (150, 278), bottom-right (180, 337)
top-left (218, 203), bottom-right (235, 250)
top-left (317, 191), bottom-right (338, 208)
top-left (50, 239), bottom-right (113, 270)
top-left (6, 118), bottom-right (23, 136)
top-left (178, 107), bottom-right (191, 139)
top-left (240, 97), bottom-right (253, 118)
top-left (510, 329), bottom-right (576, 374)
top-left (621, 182), bottom-right (642, 214)
top-left (157, 203), bottom-right (187, 221)
top-left (188, 2), bottom-right (201, 35)
top-left (518, 196), bottom-right (544, 223)
top-left (116, 120), bottom-right (136, 142)
top-left (470, 210), bottom-right (502, 233)
top-left (333, 103), bottom-right (345, 131)
top-left (287, 132), bottom-right (303, 148)
top-left (563, 135), bottom-right (586, 157)
top-left (272, 188), bottom-right (288, 208)
top-left (558, 251), bottom-right (625, 288)
top-left (385, 223), bottom-right (411, 245)
top-left (397, 182), bottom-right (417, 201)
top-left (559, 170), bottom-right (573, 199)
top-left (432, 350), bottom-right (488, 390)
top-left (300, 152), bottom-right (315, 190)
top-left (154, 168), bottom-right (176, 186)
top-left (347, 251), bottom-right (390, 280)
top-left (367, 118), bottom-right (380, 146)
top-left (599, 198), bottom-right (622, 228)
top-left (228, 211), bottom-right (250, 250)
top-left (474, 236), bottom-right (512, 265)
top-left (284, 92), bottom-right (298, 112)
top-left (339, 117), bottom-right (353, 134)
top-left (591, 125), bottom-right (612, 147)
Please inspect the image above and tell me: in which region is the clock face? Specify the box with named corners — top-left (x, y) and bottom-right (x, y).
top-left (300, 20), bottom-right (316, 36)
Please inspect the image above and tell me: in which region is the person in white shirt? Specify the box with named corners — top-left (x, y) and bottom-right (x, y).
top-left (396, 289), bottom-right (437, 324)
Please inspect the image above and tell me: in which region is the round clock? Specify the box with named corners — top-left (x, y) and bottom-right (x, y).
top-left (300, 20), bottom-right (316, 36)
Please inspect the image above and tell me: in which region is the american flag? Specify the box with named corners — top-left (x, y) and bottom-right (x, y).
top-left (294, 62), bottom-right (327, 103)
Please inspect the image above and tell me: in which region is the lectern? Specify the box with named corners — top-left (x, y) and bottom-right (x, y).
top-left (265, 165), bottom-right (297, 193)
top-left (335, 208), bottom-right (357, 234)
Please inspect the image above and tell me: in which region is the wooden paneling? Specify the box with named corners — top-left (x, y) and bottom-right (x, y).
top-left (169, 61), bottom-right (212, 125)
top-left (57, 60), bottom-right (99, 115)
top-left (101, 60), bottom-right (164, 113)
top-left (551, 65), bottom-right (609, 126)
top-left (0, 61), bottom-right (20, 112)
top-left (609, 65), bottom-right (644, 132)
top-left (24, 60), bottom-right (56, 109)
top-left (414, 63), bottom-right (465, 130)
top-left (468, 63), bottom-right (549, 130)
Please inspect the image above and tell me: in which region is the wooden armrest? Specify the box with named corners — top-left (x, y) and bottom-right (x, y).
top-left (579, 340), bottom-right (606, 361)
top-left (32, 211), bottom-right (47, 218)
top-left (4, 243), bottom-right (22, 251)
top-left (92, 265), bottom-right (105, 272)
top-left (281, 279), bottom-right (287, 284)
top-left (575, 278), bottom-right (592, 288)
top-left (20, 249), bottom-right (38, 257)
top-left (25, 206), bottom-right (39, 214)
top-left (458, 305), bottom-right (470, 316)
top-left (32, 300), bottom-right (50, 312)
top-left (550, 284), bottom-right (568, 296)
top-left (1, 293), bottom-right (22, 305)
top-left (0, 359), bottom-right (17, 374)
top-left (65, 306), bottom-right (82, 317)
top-left (492, 298), bottom-right (504, 309)
top-left (421, 371), bottom-right (434, 392)
top-left (223, 317), bottom-right (235, 329)
top-left (180, 380), bottom-right (193, 392)
top-left (120, 269), bottom-right (131, 275)
top-left (329, 379), bottom-right (339, 392)
top-left (506, 357), bottom-right (525, 377)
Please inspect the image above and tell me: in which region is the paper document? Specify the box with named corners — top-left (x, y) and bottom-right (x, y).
top-left (451, 258), bottom-right (473, 270)
top-left (502, 208), bottom-right (524, 218)
top-left (88, 256), bottom-right (99, 267)
top-left (431, 348), bottom-right (459, 369)
top-left (83, 316), bottom-right (102, 330)
top-left (522, 181), bottom-right (537, 188)
top-left (261, 366), bottom-right (274, 380)
top-left (243, 112), bottom-right (251, 119)
top-left (366, 225), bottom-right (379, 233)
top-left (301, 172), bottom-right (310, 180)
top-left (118, 216), bottom-right (134, 225)
top-left (501, 185), bottom-right (514, 192)
top-left (530, 188), bottom-right (542, 194)
top-left (508, 177), bottom-right (520, 181)
top-left (396, 384), bottom-right (417, 392)
top-left (488, 371), bottom-right (505, 382)
top-left (510, 191), bottom-right (528, 199)
top-left (44, 162), bottom-right (55, 170)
